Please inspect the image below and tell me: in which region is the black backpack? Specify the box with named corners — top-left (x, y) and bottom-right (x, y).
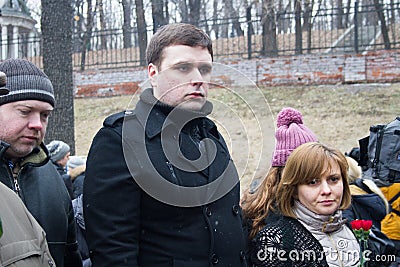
top-left (359, 117), bottom-right (400, 185)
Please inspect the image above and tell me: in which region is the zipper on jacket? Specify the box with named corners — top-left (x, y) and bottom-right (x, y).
top-left (8, 161), bottom-right (22, 196)
top-left (13, 176), bottom-right (20, 195)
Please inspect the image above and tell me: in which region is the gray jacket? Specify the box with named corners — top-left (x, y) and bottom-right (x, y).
top-left (0, 181), bottom-right (55, 266)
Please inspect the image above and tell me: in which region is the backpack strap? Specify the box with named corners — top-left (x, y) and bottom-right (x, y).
top-left (386, 190), bottom-right (400, 217)
top-left (372, 126), bottom-right (386, 172)
top-left (388, 191), bottom-right (400, 204)
top-left (392, 209), bottom-right (400, 216)
top-left (353, 178), bottom-right (374, 194)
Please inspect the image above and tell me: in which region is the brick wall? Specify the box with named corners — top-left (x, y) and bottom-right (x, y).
top-left (73, 49), bottom-right (400, 98)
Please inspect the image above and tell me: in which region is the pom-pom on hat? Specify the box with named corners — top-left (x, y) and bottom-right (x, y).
top-left (0, 58), bottom-right (55, 107)
top-left (46, 140), bottom-right (70, 162)
top-left (272, 107), bottom-right (318, 167)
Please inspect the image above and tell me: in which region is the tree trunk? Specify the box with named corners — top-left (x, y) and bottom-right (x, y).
top-left (344, 0), bottom-right (351, 27)
top-left (41, 0), bottom-right (75, 154)
top-left (73, 0), bottom-right (84, 53)
top-left (212, 0), bottom-right (219, 38)
top-left (202, 1), bottom-right (211, 35)
top-left (303, 0), bottom-right (311, 32)
top-left (164, 0), bottom-right (169, 23)
top-left (188, 0), bottom-right (201, 26)
top-left (304, 0), bottom-right (314, 53)
top-left (152, 0), bottom-right (167, 33)
top-left (337, 0), bottom-right (344, 29)
top-left (98, 0), bottom-right (107, 50)
top-left (178, 0), bottom-right (188, 23)
top-left (80, 0), bottom-right (94, 70)
top-left (229, 0), bottom-right (244, 36)
top-left (261, 0), bottom-right (278, 56)
top-left (373, 0), bottom-right (390, 49)
top-left (221, 0), bottom-right (229, 38)
top-left (121, 0), bottom-right (132, 48)
top-left (294, 0), bottom-right (302, 54)
top-left (135, 0), bottom-right (147, 65)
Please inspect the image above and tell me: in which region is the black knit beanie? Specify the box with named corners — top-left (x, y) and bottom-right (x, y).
top-left (0, 58), bottom-right (55, 107)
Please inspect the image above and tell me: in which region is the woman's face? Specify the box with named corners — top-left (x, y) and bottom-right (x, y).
top-left (297, 161), bottom-right (344, 215)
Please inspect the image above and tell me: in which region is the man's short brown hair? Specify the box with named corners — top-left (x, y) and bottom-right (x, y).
top-left (146, 23), bottom-right (213, 67)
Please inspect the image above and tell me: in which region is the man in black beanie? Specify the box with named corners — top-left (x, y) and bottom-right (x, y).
top-left (0, 58), bottom-right (82, 267)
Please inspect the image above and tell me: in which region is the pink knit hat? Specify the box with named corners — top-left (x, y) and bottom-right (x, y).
top-left (272, 107), bottom-right (318, 166)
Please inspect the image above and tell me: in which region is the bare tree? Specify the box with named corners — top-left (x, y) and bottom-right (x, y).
top-left (80, 0), bottom-right (95, 70)
top-left (41, 0), bottom-right (75, 153)
top-left (277, 0), bottom-right (292, 34)
top-left (188, 0), bottom-right (201, 26)
top-left (345, 0), bottom-right (351, 27)
top-left (303, 0), bottom-right (312, 32)
top-left (389, 0), bottom-right (396, 42)
top-left (135, 0), bottom-right (147, 65)
top-left (212, 0), bottom-right (220, 38)
top-left (303, 0), bottom-right (315, 53)
top-left (225, 0), bottom-right (244, 37)
top-left (373, 0), bottom-right (390, 49)
top-left (176, 0), bottom-right (189, 22)
top-left (98, 0), bottom-right (107, 49)
top-left (261, 0), bottom-right (278, 56)
top-left (121, 0), bottom-right (132, 48)
top-left (202, 0), bottom-right (211, 35)
top-left (220, 0), bottom-right (231, 38)
top-left (152, 0), bottom-right (168, 32)
top-left (294, 0), bottom-right (302, 54)
top-left (73, 0), bottom-right (85, 53)
top-left (336, 0), bottom-right (344, 29)
top-left (362, 0), bottom-right (378, 26)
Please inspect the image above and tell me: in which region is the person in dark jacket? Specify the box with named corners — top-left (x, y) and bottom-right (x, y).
top-left (46, 140), bottom-right (74, 199)
top-left (0, 58), bottom-right (82, 267)
top-left (67, 156), bottom-right (86, 199)
top-left (251, 142), bottom-right (358, 266)
top-left (0, 72), bottom-right (55, 266)
top-left (83, 23), bottom-right (247, 266)
top-left (343, 156), bottom-right (389, 230)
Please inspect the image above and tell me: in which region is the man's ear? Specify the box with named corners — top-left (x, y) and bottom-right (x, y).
top-left (148, 63), bottom-right (158, 87)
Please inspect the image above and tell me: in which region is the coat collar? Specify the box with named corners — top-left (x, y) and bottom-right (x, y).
top-left (135, 88), bottom-right (217, 139)
top-left (0, 140), bottom-right (49, 167)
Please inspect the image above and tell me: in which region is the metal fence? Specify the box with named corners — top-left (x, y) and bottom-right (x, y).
top-left (17, 2), bottom-right (400, 70)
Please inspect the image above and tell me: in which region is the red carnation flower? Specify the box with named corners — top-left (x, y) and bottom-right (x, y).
top-left (351, 219), bottom-right (372, 231)
top-left (350, 219), bottom-right (373, 267)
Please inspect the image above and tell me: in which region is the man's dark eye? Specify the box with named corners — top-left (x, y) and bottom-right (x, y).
top-left (176, 63), bottom-right (191, 72)
top-left (199, 66), bottom-right (212, 75)
top-left (19, 109), bottom-right (30, 115)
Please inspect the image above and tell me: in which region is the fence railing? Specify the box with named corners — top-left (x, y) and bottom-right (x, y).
top-left (10, 2), bottom-right (400, 70)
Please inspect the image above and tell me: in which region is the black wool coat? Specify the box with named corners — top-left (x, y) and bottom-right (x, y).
top-left (83, 89), bottom-right (248, 267)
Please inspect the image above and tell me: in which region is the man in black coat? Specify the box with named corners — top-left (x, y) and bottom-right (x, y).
top-left (0, 59), bottom-right (82, 267)
top-left (83, 23), bottom-right (248, 266)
